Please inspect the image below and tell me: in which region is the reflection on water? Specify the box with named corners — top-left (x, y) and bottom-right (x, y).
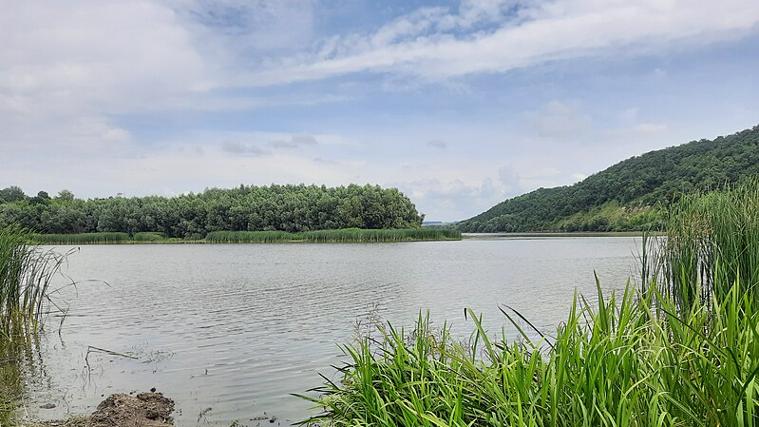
top-left (29, 237), bottom-right (640, 425)
top-left (0, 332), bottom-right (46, 425)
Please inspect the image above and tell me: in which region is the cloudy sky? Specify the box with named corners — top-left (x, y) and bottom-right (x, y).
top-left (2, 0), bottom-right (759, 221)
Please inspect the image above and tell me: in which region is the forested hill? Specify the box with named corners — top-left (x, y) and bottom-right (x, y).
top-left (0, 184), bottom-right (422, 238)
top-left (459, 125), bottom-right (759, 233)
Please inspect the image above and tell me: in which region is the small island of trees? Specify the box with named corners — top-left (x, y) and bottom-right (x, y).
top-left (0, 184), bottom-right (444, 241)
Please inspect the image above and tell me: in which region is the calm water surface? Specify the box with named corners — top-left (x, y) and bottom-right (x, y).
top-left (30, 237), bottom-right (641, 425)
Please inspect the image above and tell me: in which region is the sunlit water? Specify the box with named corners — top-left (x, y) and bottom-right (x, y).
top-left (28, 236), bottom-right (641, 425)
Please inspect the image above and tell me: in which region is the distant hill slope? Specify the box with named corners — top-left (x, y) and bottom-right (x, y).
top-left (459, 125), bottom-right (759, 232)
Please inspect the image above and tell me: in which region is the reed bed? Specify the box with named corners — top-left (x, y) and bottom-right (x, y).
top-left (131, 232), bottom-right (167, 242)
top-left (0, 226), bottom-right (67, 334)
top-left (31, 232), bottom-right (131, 245)
top-left (657, 178), bottom-right (759, 310)
top-left (0, 227), bottom-right (67, 424)
top-left (206, 228), bottom-right (462, 243)
top-left (0, 333), bottom-right (39, 426)
top-left (0, 341), bottom-right (24, 426)
top-left (29, 228), bottom-right (461, 245)
top-left (303, 181), bottom-right (759, 426)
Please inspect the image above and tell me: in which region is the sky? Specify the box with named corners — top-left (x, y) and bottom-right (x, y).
top-left (2, 0), bottom-right (759, 221)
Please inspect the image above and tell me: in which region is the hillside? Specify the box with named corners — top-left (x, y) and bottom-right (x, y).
top-left (459, 125), bottom-right (759, 232)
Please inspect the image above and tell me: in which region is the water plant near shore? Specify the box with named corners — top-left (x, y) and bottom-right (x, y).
top-left (0, 226), bottom-right (69, 425)
top-left (27, 228), bottom-right (461, 245)
top-left (206, 228), bottom-right (462, 243)
top-left (658, 179), bottom-right (759, 309)
top-left (0, 227), bottom-right (69, 333)
top-left (30, 232), bottom-right (131, 245)
top-left (303, 181), bottom-right (759, 426)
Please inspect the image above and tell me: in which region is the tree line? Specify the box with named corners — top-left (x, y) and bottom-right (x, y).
top-left (0, 184), bottom-right (423, 238)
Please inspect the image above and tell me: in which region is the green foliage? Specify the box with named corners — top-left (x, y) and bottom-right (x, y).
top-left (557, 202), bottom-right (664, 232)
top-left (0, 226), bottom-right (65, 333)
top-left (206, 228), bottom-right (461, 243)
top-left (0, 187), bottom-right (25, 204)
top-left (0, 338), bottom-right (26, 426)
top-left (655, 178), bottom-right (759, 310)
top-left (0, 227), bottom-right (69, 424)
top-left (25, 229), bottom-right (461, 244)
top-left (30, 232), bottom-right (132, 245)
top-left (460, 125), bottom-right (759, 232)
top-left (131, 232), bottom-right (166, 242)
top-left (306, 182), bottom-right (759, 426)
top-left (55, 190), bottom-right (75, 201)
top-left (0, 184), bottom-right (423, 238)
top-left (306, 285), bottom-right (759, 426)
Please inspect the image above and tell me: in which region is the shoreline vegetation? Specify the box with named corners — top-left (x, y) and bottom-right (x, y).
top-left (28, 230), bottom-right (664, 246)
top-left (302, 180), bottom-right (759, 426)
top-left (30, 228), bottom-right (462, 245)
top-left (461, 230), bottom-right (656, 238)
top-left (459, 125), bottom-right (759, 233)
top-left (0, 184), bottom-right (425, 239)
top-left (0, 226), bottom-right (69, 426)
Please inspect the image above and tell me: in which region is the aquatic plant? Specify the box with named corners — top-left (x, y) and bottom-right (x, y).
top-left (27, 228), bottom-right (461, 245)
top-left (0, 226), bottom-right (67, 425)
top-left (0, 340), bottom-right (25, 426)
top-left (303, 180), bottom-right (759, 426)
top-left (206, 228), bottom-right (462, 243)
top-left (0, 226), bottom-right (70, 333)
top-left (131, 232), bottom-right (167, 242)
top-left (304, 280), bottom-right (759, 426)
top-left (657, 178), bottom-right (759, 310)
top-left (30, 231), bottom-right (131, 245)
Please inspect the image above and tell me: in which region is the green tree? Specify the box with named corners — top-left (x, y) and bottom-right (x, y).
top-left (56, 190), bottom-right (75, 201)
top-left (0, 186), bottom-right (26, 203)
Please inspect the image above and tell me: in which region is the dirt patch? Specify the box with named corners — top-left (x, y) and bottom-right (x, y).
top-left (28, 392), bottom-right (174, 427)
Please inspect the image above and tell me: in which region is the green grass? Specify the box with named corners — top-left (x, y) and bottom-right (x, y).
top-left (30, 232), bottom-right (131, 244)
top-left (28, 228), bottom-right (462, 245)
top-left (303, 180), bottom-right (759, 426)
top-left (206, 228), bottom-right (462, 243)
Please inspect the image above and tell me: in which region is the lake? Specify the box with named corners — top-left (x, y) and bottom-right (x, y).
top-left (28, 236), bottom-right (642, 425)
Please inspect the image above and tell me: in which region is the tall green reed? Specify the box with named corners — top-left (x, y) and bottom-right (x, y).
top-left (206, 228), bottom-right (462, 243)
top-left (657, 178), bottom-right (759, 312)
top-left (0, 226), bottom-right (68, 335)
top-left (30, 232), bottom-right (131, 245)
top-left (304, 181), bottom-right (759, 426)
top-left (0, 226), bottom-right (67, 425)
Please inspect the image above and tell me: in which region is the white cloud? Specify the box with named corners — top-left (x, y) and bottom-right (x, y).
top-left (0, 1), bottom-right (212, 112)
top-left (395, 178), bottom-right (503, 221)
top-left (174, 0), bottom-right (317, 54)
top-left (633, 122), bottom-right (668, 134)
top-left (497, 164), bottom-right (521, 194)
top-left (241, 0), bottom-right (759, 86)
top-left (272, 134), bottom-right (319, 149)
top-left (528, 100), bottom-right (592, 139)
top-left (427, 140), bottom-right (448, 149)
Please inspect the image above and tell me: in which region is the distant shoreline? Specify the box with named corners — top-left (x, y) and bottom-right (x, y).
top-left (462, 231), bottom-right (660, 239)
top-left (30, 230), bottom-right (661, 245)
top-left (31, 228), bottom-right (462, 245)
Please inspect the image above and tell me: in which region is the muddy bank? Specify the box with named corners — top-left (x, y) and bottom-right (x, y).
top-left (27, 392), bottom-right (174, 427)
